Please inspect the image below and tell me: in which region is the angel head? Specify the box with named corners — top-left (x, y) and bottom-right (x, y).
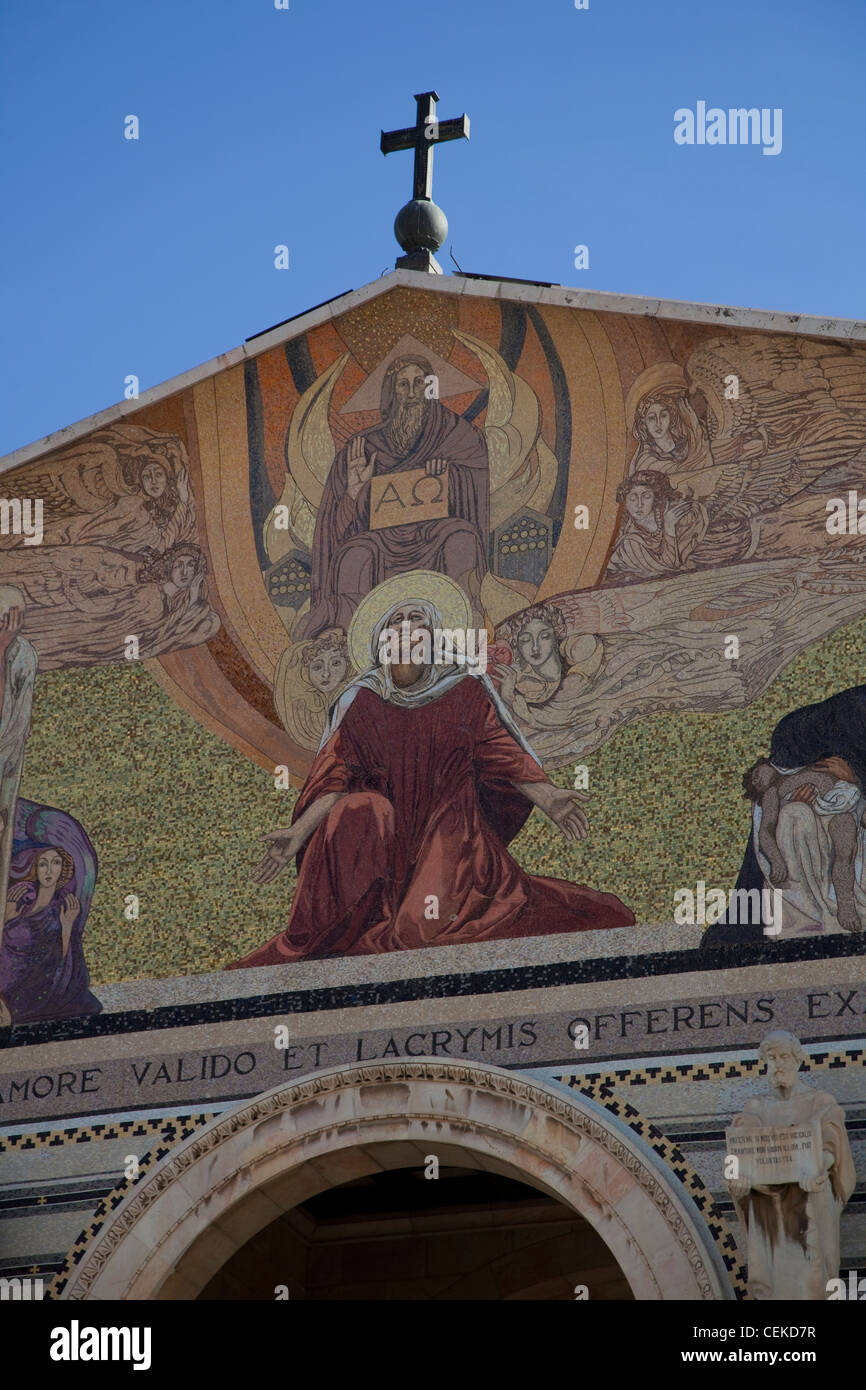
top-left (141, 543), bottom-right (206, 593)
top-left (120, 450), bottom-right (181, 523)
top-left (380, 355), bottom-right (436, 457)
top-left (302, 629), bottom-right (350, 697)
top-left (616, 470), bottom-right (680, 525)
top-left (273, 630), bottom-right (350, 748)
top-left (500, 603), bottom-right (567, 676)
top-left (633, 389), bottom-right (705, 463)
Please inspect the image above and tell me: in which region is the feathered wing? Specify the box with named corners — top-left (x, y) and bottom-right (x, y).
top-left (16, 465), bottom-right (107, 520)
top-left (517, 556), bottom-right (866, 766)
top-left (711, 454), bottom-right (801, 513)
top-left (0, 440), bottom-right (129, 552)
top-left (687, 333), bottom-right (866, 481)
top-left (264, 352), bottom-right (349, 562)
top-left (451, 329), bottom-right (557, 530)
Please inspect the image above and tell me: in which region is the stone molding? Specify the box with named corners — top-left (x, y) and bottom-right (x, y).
top-left (60, 1059), bottom-right (731, 1301)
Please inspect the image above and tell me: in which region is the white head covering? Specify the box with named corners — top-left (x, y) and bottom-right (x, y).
top-left (318, 595), bottom-right (540, 764)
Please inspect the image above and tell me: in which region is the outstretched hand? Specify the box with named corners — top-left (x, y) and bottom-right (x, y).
top-left (544, 786), bottom-right (591, 843)
top-left (252, 827), bottom-right (303, 884)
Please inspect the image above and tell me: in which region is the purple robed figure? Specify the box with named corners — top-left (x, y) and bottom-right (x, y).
top-left (0, 798), bottom-right (100, 1024)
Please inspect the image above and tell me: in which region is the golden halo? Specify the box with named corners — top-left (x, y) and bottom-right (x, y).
top-left (348, 570), bottom-right (472, 672)
top-left (624, 362), bottom-right (688, 432)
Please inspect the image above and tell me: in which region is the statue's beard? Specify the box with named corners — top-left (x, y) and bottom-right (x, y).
top-left (386, 398), bottom-right (427, 456)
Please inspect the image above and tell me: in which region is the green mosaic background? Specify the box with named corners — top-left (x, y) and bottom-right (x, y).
top-left (20, 613), bottom-right (866, 984)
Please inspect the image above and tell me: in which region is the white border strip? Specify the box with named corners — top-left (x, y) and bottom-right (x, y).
top-left (3, 269), bottom-right (866, 475)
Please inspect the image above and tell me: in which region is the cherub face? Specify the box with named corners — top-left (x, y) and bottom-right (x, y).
top-left (140, 462), bottom-right (168, 498)
top-left (517, 618), bottom-right (557, 668)
top-left (625, 485), bottom-right (656, 521)
top-left (764, 1043), bottom-right (799, 1089)
top-left (36, 849), bottom-right (64, 889)
top-left (170, 554), bottom-right (197, 588)
top-left (308, 649), bottom-right (347, 695)
top-left (394, 365), bottom-right (427, 402)
top-left (644, 402), bottom-right (672, 445)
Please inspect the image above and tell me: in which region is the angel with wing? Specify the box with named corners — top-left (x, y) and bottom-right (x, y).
top-left (491, 601), bottom-right (608, 734)
top-left (684, 333), bottom-right (866, 561)
top-left (262, 330), bottom-right (559, 646)
top-left (8, 423), bottom-right (196, 560)
top-left (493, 555), bottom-right (866, 766)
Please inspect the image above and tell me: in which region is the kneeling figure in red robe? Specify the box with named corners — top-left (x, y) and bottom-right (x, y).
top-left (229, 580), bottom-right (634, 966)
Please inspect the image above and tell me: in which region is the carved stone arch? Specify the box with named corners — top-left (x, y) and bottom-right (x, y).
top-left (59, 1060), bottom-right (733, 1301)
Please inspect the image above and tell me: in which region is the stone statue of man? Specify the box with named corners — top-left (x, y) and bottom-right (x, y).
top-left (727, 1029), bottom-right (855, 1299)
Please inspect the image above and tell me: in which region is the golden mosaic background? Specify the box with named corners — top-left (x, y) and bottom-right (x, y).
top-left (20, 611), bottom-right (866, 984)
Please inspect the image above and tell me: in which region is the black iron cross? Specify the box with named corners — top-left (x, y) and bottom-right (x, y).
top-left (380, 91), bottom-right (469, 201)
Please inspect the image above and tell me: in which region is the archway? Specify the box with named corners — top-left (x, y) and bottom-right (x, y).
top-left (199, 1163), bottom-right (634, 1300)
top-left (59, 1060), bottom-right (732, 1301)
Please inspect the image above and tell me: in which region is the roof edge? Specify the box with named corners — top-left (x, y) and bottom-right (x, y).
top-left (3, 270), bottom-right (865, 475)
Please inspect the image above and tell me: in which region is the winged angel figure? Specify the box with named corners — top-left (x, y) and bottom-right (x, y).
top-left (494, 553), bottom-right (866, 767)
top-left (3, 423), bottom-right (196, 557)
top-left (608, 334), bottom-right (866, 583)
top-left (263, 331), bottom-right (560, 644)
top-left (0, 425), bottom-right (218, 668)
top-left (685, 332), bottom-right (866, 559)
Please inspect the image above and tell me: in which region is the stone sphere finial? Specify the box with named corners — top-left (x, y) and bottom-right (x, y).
top-left (394, 198), bottom-right (448, 255)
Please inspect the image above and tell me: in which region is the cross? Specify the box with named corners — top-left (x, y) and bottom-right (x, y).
top-left (380, 91), bottom-right (469, 201)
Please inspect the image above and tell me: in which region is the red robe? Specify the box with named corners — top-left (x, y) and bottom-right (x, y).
top-left (230, 678), bottom-right (633, 965)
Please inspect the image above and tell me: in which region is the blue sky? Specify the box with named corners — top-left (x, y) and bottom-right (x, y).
top-left (1, 0), bottom-right (863, 454)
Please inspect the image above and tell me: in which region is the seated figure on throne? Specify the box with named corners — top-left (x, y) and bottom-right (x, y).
top-left (230, 572), bottom-right (633, 965)
top-left (296, 357), bottom-right (489, 639)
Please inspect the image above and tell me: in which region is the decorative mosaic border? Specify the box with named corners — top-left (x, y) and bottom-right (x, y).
top-left (0, 1115), bottom-right (216, 1297)
top-left (6, 1046), bottom-right (862, 1299)
top-left (555, 1046), bottom-right (866, 1299)
top-left (561, 1046), bottom-right (863, 1091)
top-left (0, 1114), bottom-right (214, 1158)
top-left (60, 1062), bottom-right (723, 1301)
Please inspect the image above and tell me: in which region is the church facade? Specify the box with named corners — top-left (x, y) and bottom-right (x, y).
top-left (1, 267), bottom-right (865, 1300)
